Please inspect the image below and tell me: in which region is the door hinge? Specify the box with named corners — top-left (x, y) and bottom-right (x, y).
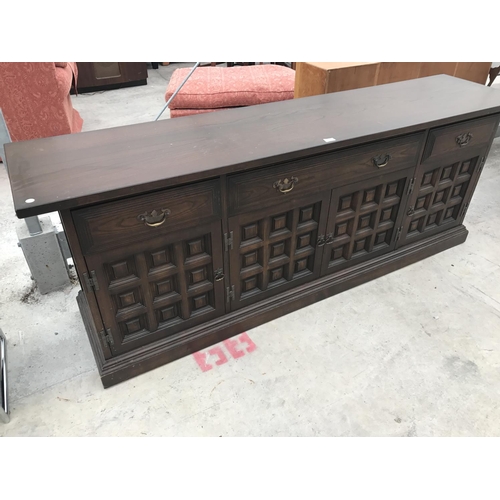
top-left (461, 202), bottom-right (469, 218)
top-left (83, 270), bottom-right (100, 292)
top-left (407, 178), bottom-right (416, 195)
top-left (99, 328), bottom-right (114, 348)
top-left (395, 226), bottom-right (403, 242)
top-left (224, 231), bottom-right (233, 251)
top-left (226, 285), bottom-right (235, 303)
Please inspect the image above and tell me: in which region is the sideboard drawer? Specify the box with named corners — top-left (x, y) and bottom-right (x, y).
top-left (73, 179), bottom-right (221, 254)
top-left (228, 132), bottom-right (424, 215)
top-left (422, 115), bottom-right (499, 163)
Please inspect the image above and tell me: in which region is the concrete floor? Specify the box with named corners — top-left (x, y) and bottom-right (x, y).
top-left (1, 64), bottom-right (500, 436)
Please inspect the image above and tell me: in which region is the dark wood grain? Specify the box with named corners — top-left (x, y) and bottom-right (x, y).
top-left (93, 225), bottom-right (468, 387)
top-left (421, 115), bottom-right (498, 163)
top-left (6, 75), bottom-right (500, 219)
top-left (76, 63), bottom-right (148, 93)
top-left (73, 179), bottom-right (221, 254)
top-left (228, 133), bottom-right (423, 216)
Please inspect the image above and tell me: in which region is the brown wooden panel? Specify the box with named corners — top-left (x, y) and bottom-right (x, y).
top-left (73, 179), bottom-right (221, 254)
top-left (325, 63), bottom-right (379, 93)
top-left (418, 62), bottom-right (458, 78)
top-left (228, 133), bottom-right (424, 216)
top-left (376, 62), bottom-right (421, 85)
top-left (454, 62), bottom-right (491, 85)
top-left (399, 152), bottom-right (487, 246)
top-left (321, 168), bottom-right (413, 275)
top-left (76, 63), bottom-right (148, 90)
top-left (294, 62), bottom-right (328, 98)
top-left (84, 220), bottom-right (225, 356)
top-left (422, 115), bottom-right (498, 164)
top-left (228, 191), bottom-right (331, 310)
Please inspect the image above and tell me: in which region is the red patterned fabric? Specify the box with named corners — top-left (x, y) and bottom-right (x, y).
top-left (170, 107), bottom-right (233, 118)
top-left (0, 63), bottom-right (83, 143)
top-left (165, 65), bottom-right (295, 110)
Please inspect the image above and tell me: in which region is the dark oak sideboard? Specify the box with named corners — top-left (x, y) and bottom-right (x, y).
top-left (6, 75), bottom-right (500, 388)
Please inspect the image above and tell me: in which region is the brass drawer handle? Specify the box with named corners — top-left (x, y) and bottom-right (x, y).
top-left (137, 208), bottom-right (171, 227)
top-left (456, 132), bottom-right (473, 147)
top-left (372, 154), bottom-right (392, 168)
top-left (273, 176), bottom-right (298, 194)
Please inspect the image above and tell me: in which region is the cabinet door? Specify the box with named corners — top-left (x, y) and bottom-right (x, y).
top-left (398, 151), bottom-right (485, 247)
top-left (227, 191), bottom-right (331, 310)
top-left (83, 221), bottom-right (225, 356)
top-left (321, 169), bottom-right (413, 275)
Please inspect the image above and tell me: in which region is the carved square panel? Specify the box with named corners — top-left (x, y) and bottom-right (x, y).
top-left (297, 233), bottom-right (311, 249)
top-left (409, 217), bottom-right (424, 234)
top-left (353, 237), bottom-right (369, 254)
top-left (125, 318), bottom-right (142, 335)
top-left (151, 249), bottom-right (170, 267)
top-left (331, 244), bottom-right (347, 261)
top-left (111, 261), bottom-right (132, 280)
top-left (338, 194), bottom-right (354, 212)
top-left (380, 207), bottom-right (394, 222)
top-left (444, 206), bottom-right (458, 221)
top-left (415, 195), bottom-right (428, 211)
top-left (243, 276), bottom-right (258, 292)
top-left (295, 258), bottom-right (308, 273)
top-left (426, 213), bottom-right (438, 227)
top-left (190, 268), bottom-right (207, 284)
top-left (422, 170), bottom-right (437, 187)
top-left (385, 182), bottom-right (399, 198)
top-left (159, 305), bottom-right (178, 322)
top-left (300, 206), bottom-right (314, 222)
top-left (272, 214), bottom-right (287, 232)
top-left (156, 279), bottom-right (173, 296)
top-left (193, 294), bottom-right (209, 310)
top-left (271, 242), bottom-right (285, 257)
top-left (119, 291), bottom-right (137, 308)
top-left (363, 188), bottom-right (376, 205)
top-left (269, 266), bottom-right (284, 282)
top-left (358, 212), bottom-right (375, 231)
top-left (242, 223), bottom-right (259, 241)
top-left (451, 183), bottom-right (465, 200)
top-left (440, 165), bottom-right (453, 181)
top-left (187, 238), bottom-right (204, 257)
top-left (460, 161), bottom-right (471, 174)
top-left (374, 231), bottom-right (389, 247)
top-left (335, 221), bottom-right (350, 236)
top-left (242, 251), bottom-right (258, 268)
top-left (434, 190), bottom-right (446, 204)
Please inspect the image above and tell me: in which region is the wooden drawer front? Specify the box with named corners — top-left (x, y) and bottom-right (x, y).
top-left (228, 133), bottom-right (424, 215)
top-left (74, 179), bottom-right (221, 254)
top-left (422, 115), bottom-right (499, 163)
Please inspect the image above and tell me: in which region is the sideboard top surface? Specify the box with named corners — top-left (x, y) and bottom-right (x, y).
top-left (6, 75), bottom-right (500, 218)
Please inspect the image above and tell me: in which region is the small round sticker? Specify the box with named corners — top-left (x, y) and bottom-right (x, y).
top-left (25, 198), bottom-right (35, 203)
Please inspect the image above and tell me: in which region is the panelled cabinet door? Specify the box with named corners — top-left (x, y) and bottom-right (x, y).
top-left (83, 221), bottom-right (225, 356)
top-left (321, 169), bottom-right (413, 275)
top-left (227, 191), bottom-right (331, 310)
top-left (397, 151), bottom-right (486, 247)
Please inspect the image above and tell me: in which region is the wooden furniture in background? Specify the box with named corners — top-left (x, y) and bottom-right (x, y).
top-left (294, 62), bottom-right (492, 98)
top-left (5, 75), bottom-right (500, 388)
top-left (76, 63), bottom-right (148, 93)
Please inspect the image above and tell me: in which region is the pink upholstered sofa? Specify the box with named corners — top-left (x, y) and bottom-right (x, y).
top-left (165, 65), bottom-right (296, 118)
top-left (0, 63), bottom-right (83, 143)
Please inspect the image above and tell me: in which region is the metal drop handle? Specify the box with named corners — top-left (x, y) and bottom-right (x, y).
top-left (137, 208), bottom-right (171, 227)
top-left (373, 154), bottom-right (392, 168)
top-left (273, 176), bottom-right (298, 194)
top-left (456, 132), bottom-right (473, 147)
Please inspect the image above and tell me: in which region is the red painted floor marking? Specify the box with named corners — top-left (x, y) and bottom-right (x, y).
top-left (192, 332), bottom-right (257, 371)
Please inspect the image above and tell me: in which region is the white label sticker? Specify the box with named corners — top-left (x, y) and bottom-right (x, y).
top-left (323, 138), bottom-right (336, 143)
